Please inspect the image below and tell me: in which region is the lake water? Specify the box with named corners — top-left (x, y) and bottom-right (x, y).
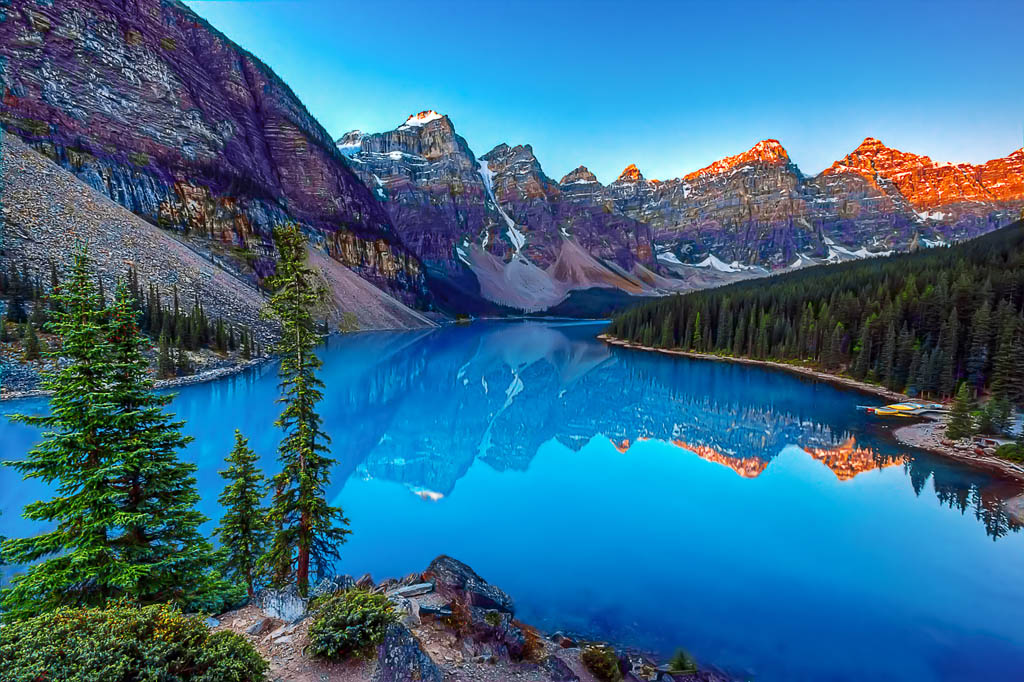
top-left (2, 320), bottom-right (1023, 681)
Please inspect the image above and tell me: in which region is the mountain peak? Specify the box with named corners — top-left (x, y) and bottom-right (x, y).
top-left (560, 165), bottom-right (599, 185)
top-left (399, 110), bottom-right (446, 129)
top-left (617, 164), bottom-right (645, 183)
top-left (683, 139), bottom-right (790, 181)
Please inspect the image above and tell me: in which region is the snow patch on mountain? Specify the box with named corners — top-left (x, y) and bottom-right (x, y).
top-left (478, 158), bottom-right (526, 254)
top-left (399, 110), bottom-right (444, 128)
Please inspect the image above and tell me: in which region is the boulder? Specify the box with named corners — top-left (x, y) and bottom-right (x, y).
top-left (245, 617), bottom-right (273, 636)
top-left (254, 585), bottom-right (308, 623)
top-left (392, 582), bottom-right (434, 598)
top-left (373, 623), bottom-right (444, 682)
top-left (544, 655), bottom-right (580, 681)
top-left (312, 574), bottom-right (356, 598)
top-left (424, 555), bottom-right (515, 613)
top-left (355, 573), bottom-right (375, 590)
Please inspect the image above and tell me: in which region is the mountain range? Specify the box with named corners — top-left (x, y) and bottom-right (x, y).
top-left (2, 0), bottom-right (1022, 321)
top-left (340, 112), bottom-right (1024, 312)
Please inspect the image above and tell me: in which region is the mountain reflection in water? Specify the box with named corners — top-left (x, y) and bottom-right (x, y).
top-left (316, 321), bottom-right (1017, 538)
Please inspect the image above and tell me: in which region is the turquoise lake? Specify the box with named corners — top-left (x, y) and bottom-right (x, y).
top-left (2, 320), bottom-right (1023, 681)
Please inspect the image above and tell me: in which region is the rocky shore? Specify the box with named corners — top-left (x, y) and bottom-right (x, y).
top-left (213, 555), bottom-right (730, 682)
top-left (599, 334), bottom-right (1024, 484)
top-left (892, 418), bottom-right (1024, 483)
top-left (0, 353), bottom-right (271, 402)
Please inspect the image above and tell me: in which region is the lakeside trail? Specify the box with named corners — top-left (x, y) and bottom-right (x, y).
top-left (0, 357), bottom-right (271, 403)
top-left (598, 334), bottom-right (1024, 485)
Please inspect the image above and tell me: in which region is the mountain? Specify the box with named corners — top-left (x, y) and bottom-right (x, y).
top-left (341, 111), bottom-right (1024, 313)
top-left (0, 0), bottom-right (427, 307)
top-left (340, 112), bottom-right (665, 313)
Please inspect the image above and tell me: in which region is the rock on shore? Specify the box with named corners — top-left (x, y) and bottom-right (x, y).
top-left (216, 555), bottom-right (731, 682)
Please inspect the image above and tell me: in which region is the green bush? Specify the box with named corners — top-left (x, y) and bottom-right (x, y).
top-left (581, 644), bottom-right (622, 682)
top-left (996, 443), bottom-right (1024, 462)
top-left (669, 648), bottom-right (698, 673)
top-left (0, 602), bottom-right (267, 682)
top-left (306, 588), bottom-right (397, 661)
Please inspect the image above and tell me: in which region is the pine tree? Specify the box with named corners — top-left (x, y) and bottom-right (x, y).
top-left (946, 383), bottom-right (976, 441)
top-left (215, 431), bottom-right (271, 599)
top-left (1, 252), bottom-right (231, 620)
top-left (2, 249), bottom-right (121, 619)
top-left (851, 322), bottom-right (872, 380)
top-left (157, 333), bottom-right (174, 379)
top-left (966, 301), bottom-right (992, 394)
top-left (102, 282), bottom-right (235, 611)
top-left (260, 225), bottom-right (350, 597)
top-left (657, 312), bottom-right (672, 348)
top-left (21, 322), bottom-right (40, 361)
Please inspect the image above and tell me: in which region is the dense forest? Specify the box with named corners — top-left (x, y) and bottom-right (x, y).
top-left (608, 221), bottom-right (1024, 408)
top-left (0, 261), bottom-right (261, 377)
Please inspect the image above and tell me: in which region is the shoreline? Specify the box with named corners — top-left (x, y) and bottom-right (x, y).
top-left (599, 334), bottom-right (1024, 485)
top-left (0, 356), bottom-right (272, 403)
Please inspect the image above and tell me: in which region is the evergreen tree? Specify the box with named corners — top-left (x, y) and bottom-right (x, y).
top-left (966, 301), bottom-right (992, 394)
top-left (1, 252), bottom-right (231, 621)
top-left (261, 225), bottom-right (350, 597)
top-left (102, 282), bottom-right (234, 611)
top-left (21, 322), bottom-right (40, 362)
top-left (946, 383), bottom-right (976, 441)
top-left (659, 312), bottom-right (674, 348)
top-left (215, 431), bottom-right (271, 599)
top-left (157, 333), bottom-right (174, 379)
top-left (2, 249), bottom-right (120, 619)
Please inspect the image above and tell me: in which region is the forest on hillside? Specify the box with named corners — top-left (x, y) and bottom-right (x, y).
top-left (608, 221), bottom-right (1024, 407)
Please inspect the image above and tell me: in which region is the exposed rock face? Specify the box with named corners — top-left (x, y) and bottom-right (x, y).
top-left (423, 555), bottom-right (515, 613)
top-left (819, 137), bottom-right (1024, 240)
top-left (0, 0), bottom-right (426, 304)
top-left (1, 133), bottom-right (275, 344)
top-left (341, 113), bottom-right (659, 312)
top-left (373, 623), bottom-right (445, 682)
top-left (344, 113), bottom-right (1024, 304)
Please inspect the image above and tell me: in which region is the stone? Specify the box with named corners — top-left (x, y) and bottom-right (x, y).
top-left (355, 573), bottom-right (375, 590)
top-left (424, 555), bottom-right (515, 614)
top-left (312, 574), bottom-right (356, 598)
top-left (245, 618), bottom-right (272, 636)
top-left (372, 623), bottom-right (444, 682)
top-left (255, 585), bottom-right (308, 624)
top-left (544, 655), bottom-right (580, 681)
top-left (392, 582), bottom-right (434, 598)
top-left (204, 617), bottom-right (220, 628)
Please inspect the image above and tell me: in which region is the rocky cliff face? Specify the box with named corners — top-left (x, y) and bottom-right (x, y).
top-left (817, 137), bottom-right (1024, 241)
top-left (0, 0), bottom-right (426, 304)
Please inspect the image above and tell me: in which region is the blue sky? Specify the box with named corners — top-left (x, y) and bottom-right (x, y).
top-left (184, 0), bottom-right (1024, 184)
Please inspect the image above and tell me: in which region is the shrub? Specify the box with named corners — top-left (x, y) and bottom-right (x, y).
top-left (996, 443), bottom-right (1024, 462)
top-left (0, 602), bottom-right (267, 682)
top-left (669, 649), bottom-right (698, 673)
top-left (306, 588), bottom-right (397, 661)
top-left (581, 644), bottom-right (622, 682)
top-left (441, 595), bottom-right (472, 636)
top-left (516, 620), bottom-right (544, 663)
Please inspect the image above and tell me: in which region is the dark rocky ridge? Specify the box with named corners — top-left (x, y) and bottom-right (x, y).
top-left (0, 0), bottom-right (427, 305)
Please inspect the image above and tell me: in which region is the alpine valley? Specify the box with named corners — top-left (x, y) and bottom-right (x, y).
top-left (2, 0), bottom-right (1023, 323)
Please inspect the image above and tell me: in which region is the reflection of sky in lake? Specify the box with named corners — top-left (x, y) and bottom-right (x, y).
top-left (3, 321), bottom-right (1023, 681)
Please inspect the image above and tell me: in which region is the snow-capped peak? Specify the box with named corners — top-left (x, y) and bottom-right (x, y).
top-left (400, 110), bottom-right (444, 128)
